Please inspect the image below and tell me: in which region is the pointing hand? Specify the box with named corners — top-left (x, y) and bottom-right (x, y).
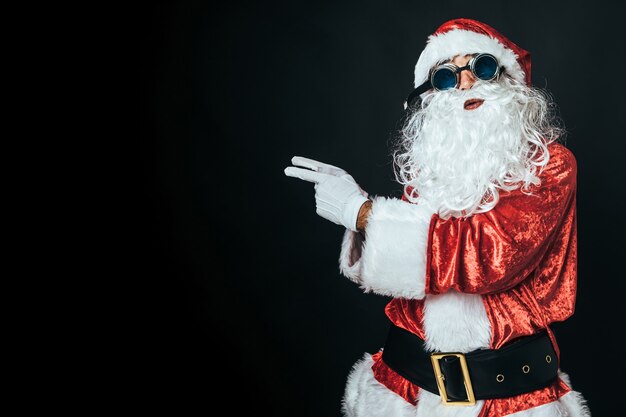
top-left (285, 156), bottom-right (369, 232)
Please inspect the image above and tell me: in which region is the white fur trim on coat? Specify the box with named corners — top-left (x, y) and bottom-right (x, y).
top-left (414, 29), bottom-right (525, 88)
top-left (339, 228), bottom-right (366, 284)
top-left (338, 196), bottom-right (435, 299)
top-left (342, 353), bottom-right (416, 417)
top-left (415, 389), bottom-right (484, 417)
top-left (423, 291), bottom-right (492, 353)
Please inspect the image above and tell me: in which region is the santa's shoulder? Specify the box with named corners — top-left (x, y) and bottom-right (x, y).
top-left (543, 142), bottom-right (577, 185)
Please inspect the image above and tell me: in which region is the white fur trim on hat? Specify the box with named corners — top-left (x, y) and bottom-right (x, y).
top-left (414, 29), bottom-right (525, 88)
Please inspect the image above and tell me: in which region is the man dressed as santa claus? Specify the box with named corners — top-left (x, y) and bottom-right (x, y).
top-left (284, 18), bottom-right (590, 417)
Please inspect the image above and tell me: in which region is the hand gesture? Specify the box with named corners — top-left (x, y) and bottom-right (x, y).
top-left (284, 156), bottom-right (369, 232)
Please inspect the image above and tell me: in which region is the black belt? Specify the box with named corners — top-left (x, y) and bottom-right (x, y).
top-left (381, 324), bottom-right (559, 405)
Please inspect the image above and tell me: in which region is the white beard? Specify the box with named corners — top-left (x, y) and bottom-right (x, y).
top-left (394, 77), bottom-right (560, 219)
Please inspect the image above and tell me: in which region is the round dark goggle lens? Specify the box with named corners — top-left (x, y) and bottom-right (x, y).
top-left (473, 55), bottom-right (498, 80)
top-left (432, 67), bottom-right (457, 90)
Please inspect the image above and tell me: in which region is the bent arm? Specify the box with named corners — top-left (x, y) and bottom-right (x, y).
top-left (339, 143), bottom-right (577, 299)
top-left (426, 145), bottom-right (577, 295)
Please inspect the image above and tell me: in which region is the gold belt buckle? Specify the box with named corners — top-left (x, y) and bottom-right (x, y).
top-left (430, 352), bottom-right (476, 406)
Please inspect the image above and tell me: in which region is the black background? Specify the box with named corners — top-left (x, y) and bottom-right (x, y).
top-left (140, 1), bottom-right (625, 415)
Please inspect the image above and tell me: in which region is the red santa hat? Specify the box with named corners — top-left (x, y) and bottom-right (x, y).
top-left (413, 18), bottom-right (531, 88)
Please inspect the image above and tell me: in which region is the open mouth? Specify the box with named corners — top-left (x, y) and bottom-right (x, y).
top-left (464, 98), bottom-right (484, 110)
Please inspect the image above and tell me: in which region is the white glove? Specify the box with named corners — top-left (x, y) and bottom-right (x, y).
top-left (284, 156), bottom-right (369, 232)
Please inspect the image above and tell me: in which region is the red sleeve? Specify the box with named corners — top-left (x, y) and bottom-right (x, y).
top-left (425, 143), bottom-right (577, 295)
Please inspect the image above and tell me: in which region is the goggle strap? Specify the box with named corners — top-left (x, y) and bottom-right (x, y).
top-left (404, 81), bottom-right (431, 109)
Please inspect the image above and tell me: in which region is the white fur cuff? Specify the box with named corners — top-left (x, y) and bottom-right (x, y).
top-left (338, 197), bottom-right (435, 299)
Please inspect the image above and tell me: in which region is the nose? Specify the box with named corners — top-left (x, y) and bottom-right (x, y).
top-left (458, 68), bottom-right (476, 90)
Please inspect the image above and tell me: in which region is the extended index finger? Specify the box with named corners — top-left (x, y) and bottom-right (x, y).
top-left (291, 156), bottom-right (346, 176)
top-left (284, 166), bottom-right (328, 183)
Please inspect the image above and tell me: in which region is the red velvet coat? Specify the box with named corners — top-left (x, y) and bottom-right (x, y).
top-left (371, 142), bottom-right (577, 416)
